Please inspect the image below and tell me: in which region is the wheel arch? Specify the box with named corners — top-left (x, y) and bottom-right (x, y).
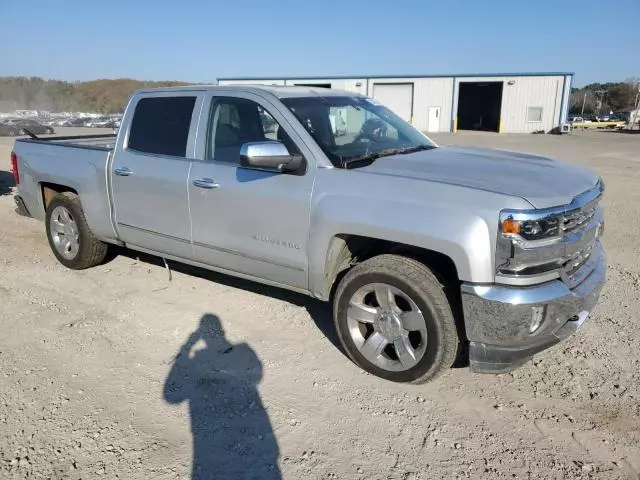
top-left (41, 182), bottom-right (79, 212)
top-left (319, 234), bottom-right (468, 350)
top-left (319, 234), bottom-right (461, 302)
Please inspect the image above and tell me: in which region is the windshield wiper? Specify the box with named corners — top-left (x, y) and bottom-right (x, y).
top-left (341, 144), bottom-right (434, 168)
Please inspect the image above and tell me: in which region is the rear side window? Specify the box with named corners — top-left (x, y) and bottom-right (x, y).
top-left (128, 96), bottom-right (196, 157)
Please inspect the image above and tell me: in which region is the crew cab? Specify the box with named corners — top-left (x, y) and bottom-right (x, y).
top-left (11, 85), bottom-right (606, 383)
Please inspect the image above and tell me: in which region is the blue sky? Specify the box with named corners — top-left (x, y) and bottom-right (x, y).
top-left (2, 0), bottom-right (637, 86)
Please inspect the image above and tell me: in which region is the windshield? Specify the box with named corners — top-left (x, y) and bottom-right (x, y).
top-left (281, 96), bottom-right (436, 168)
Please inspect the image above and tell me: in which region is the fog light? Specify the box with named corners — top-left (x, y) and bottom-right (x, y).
top-left (530, 306), bottom-right (546, 333)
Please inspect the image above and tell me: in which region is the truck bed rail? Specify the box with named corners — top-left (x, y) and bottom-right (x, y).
top-left (18, 133), bottom-right (116, 151)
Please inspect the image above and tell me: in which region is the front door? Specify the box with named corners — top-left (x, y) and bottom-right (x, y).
top-left (428, 106), bottom-right (440, 132)
top-left (188, 93), bottom-right (314, 290)
top-left (112, 93), bottom-right (202, 259)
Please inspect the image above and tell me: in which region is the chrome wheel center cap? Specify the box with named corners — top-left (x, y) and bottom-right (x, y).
top-left (378, 312), bottom-right (402, 340)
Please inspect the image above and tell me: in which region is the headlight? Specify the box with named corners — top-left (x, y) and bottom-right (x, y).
top-left (501, 214), bottom-right (561, 241)
top-left (496, 181), bottom-right (604, 286)
top-left (496, 209), bottom-right (566, 284)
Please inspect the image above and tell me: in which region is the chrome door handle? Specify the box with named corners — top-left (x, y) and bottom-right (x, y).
top-left (114, 167), bottom-right (133, 176)
top-left (192, 178), bottom-right (219, 189)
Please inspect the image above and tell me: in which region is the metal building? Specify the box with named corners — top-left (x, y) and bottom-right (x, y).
top-left (217, 72), bottom-right (573, 134)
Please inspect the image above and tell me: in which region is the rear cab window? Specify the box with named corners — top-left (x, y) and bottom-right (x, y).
top-left (128, 96), bottom-right (196, 157)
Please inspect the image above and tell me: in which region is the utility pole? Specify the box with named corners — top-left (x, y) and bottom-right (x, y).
top-left (581, 91), bottom-right (587, 115)
top-left (594, 90), bottom-right (607, 114)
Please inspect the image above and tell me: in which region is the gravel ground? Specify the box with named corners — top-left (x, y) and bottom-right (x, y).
top-left (0, 128), bottom-right (639, 479)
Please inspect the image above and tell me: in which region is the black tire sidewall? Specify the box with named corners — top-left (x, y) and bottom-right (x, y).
top-left (45, 195), bottom-right (88, 269)
top-left (335, 269), bottom-right (451, 383)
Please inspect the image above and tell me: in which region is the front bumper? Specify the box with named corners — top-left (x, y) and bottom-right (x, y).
top-left (461, 242), bottom-right (606, 373)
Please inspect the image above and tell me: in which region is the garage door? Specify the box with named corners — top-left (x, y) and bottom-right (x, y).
top-left (372, 83), bottom-right (413, 122)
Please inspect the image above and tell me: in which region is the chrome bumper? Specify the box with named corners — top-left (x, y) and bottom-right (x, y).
top-left (461, 241), bottom-right (606, 373)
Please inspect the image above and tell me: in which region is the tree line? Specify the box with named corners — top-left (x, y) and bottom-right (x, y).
top-left (0, 76), bottom-right (194, 114)
top-left (570, 78), bottom-right (640, 115)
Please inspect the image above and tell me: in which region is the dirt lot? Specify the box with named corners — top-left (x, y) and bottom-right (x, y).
top-left (0, 128), bottom-right (639, 479)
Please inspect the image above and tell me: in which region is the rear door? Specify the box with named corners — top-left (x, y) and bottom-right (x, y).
top-left (111, 92), bottom-right (204, 258)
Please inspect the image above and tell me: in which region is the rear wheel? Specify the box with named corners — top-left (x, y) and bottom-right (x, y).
top-left (333, 254), bottom-right (459, 384)
top-left (45, 192), bottom-right (108, 269)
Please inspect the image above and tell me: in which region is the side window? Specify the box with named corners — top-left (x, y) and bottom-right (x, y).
top-left (128, 96), bottom-right (196, 157)
top-left (207, 98), bottom-right (299, 163)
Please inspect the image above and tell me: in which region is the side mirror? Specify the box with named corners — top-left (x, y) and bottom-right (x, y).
top-left (239, 141), bottom-right (302, 172)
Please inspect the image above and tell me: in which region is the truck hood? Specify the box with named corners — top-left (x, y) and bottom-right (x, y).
top-left (360, 146), bottom-right (599, 209)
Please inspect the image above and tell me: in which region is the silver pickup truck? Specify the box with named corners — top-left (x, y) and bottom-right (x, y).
top-left (11, 85), bottom-right (606, 384)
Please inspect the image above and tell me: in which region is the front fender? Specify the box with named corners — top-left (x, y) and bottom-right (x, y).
top-left (307, 170), bottom-right (532, 300)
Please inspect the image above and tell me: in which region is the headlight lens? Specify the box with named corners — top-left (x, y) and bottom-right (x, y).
top-left (501, 216), bottom-right (561, 241)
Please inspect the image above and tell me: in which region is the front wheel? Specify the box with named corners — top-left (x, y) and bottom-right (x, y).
top-left (333, 254), bottom-right (459, 384)
top-left (45, 192), bottom-right (109, 269)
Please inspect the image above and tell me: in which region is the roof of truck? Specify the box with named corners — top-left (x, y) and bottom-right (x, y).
top-left (133, 84), bottom-right (362, 98)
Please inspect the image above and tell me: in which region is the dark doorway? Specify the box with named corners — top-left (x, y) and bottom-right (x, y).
top-left (457, 81), bottom-right (503, 132)
top-left (295, 83), bottom-right (331, 88)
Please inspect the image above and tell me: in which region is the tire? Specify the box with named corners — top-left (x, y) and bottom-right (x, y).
top-left (333, 254), bottom-right (458, 384)
top-left (45, 192), bottom-right (109, 269)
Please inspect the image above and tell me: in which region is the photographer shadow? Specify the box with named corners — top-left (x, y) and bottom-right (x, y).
top-left (163, 314), bottom-right (281, 479)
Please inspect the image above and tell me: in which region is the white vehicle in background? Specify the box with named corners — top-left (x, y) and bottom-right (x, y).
top-left (86, 118), bottom-right (112, 128)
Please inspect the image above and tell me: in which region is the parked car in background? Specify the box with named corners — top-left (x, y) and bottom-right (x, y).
top-left (4, 118), bottom-right (54, 134)
top-left (54, 118), bottom-right (75, 127)
top-left (0, 122), bottom-right (23, 136)
top-left (85, 118), bottom-right (113, 128)
top-left (66, 117), bottom-right (89, 127)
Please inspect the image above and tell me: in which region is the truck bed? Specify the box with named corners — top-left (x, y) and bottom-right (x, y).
top-left (13, 133), bottom-right (119, 243)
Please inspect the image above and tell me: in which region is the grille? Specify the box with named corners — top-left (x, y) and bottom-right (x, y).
top-left (562, 194), bottom-right (601, 277)
top-left (562, 202), bottom-right (597, 233)
top-left (564, 244), bottom-right (593, 275)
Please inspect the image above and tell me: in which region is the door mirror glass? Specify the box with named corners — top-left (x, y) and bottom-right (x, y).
top-left (240, 141), bottom-right (302, 172)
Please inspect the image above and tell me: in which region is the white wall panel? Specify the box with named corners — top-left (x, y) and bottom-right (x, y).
top-left (367, 77), bottom-right (454, 132)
